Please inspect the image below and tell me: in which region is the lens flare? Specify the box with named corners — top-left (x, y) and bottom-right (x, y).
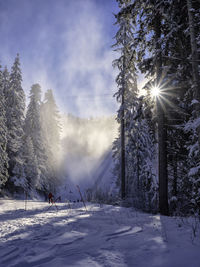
top-left (151, 86), bottom-right (160, 97)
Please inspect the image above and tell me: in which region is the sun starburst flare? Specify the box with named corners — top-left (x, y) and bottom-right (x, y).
top-left (151, 86), bottom-right (160, 97)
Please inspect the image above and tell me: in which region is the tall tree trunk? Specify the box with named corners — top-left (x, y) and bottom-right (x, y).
top-left (154, 15), bottom-right (169, 216)
top-left (173, 154), bottom-right (177, 197)
top-left (137, 149), bottom-right (139, 190)
top-left (157, 106), bottom-right (169, 215)
top-left (121, 47), bottom-right (126, 200)
top-left (121, 90), bottom-right (126, 199)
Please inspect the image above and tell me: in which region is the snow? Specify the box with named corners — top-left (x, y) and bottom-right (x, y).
top-left (0, 199), bottom-right (200, 267)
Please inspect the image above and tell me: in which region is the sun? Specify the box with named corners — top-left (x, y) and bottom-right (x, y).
top-left (151, 86), bottom-right (160, 97)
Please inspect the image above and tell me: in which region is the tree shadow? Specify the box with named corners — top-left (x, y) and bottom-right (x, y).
top-left (0, 204), bottom-right (183, 267)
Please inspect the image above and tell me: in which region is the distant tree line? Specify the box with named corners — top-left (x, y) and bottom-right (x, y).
top-left (113, 0), bottom-right (200, 216)
top-left (0, 54), bottom-right (61, 198)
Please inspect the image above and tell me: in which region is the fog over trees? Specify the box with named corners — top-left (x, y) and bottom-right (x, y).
top-left (0, 0), bottom-right (200, 220)
top-left (0, 55), bottom-right (62, 197)
top-left (0, 55), bottom-right (117, 201)
top-left (1, 1), bottom-right (200, 266)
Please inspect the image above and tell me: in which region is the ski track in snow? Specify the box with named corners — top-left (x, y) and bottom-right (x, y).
top-left (0, 200), bottom-right (200, 267)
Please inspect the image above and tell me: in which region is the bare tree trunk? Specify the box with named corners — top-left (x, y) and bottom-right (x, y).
top-left (155, 15), bottom-right (169, 216)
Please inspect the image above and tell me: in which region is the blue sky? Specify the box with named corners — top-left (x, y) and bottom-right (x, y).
top-left (0, 0), bottom-right (119, 117)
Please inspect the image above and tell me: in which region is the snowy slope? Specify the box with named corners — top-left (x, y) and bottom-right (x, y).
top-left (0, 199), bottom-right (200, 267)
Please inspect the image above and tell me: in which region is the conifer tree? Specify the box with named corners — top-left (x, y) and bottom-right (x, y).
top-left (4, 54), bottom-right (26, 192)
top-left (113, 0), bottom-right (158, 210)
top-left (22, 136), bottom-right (39, 193)
top-left (24, 84), bottom-right (49, 193)
top-left (126, 96), bottom-right (157, 211)
top-left (41, 89), bottom-right (61, 190)
top-left (113, 0), bottom-right (200, 216)
top-left (183, 0), bottom-right (200, 215)
top-left (113, 0), bottom-right (138, 199)
top-left (0, 66), bottom-right (9, 189)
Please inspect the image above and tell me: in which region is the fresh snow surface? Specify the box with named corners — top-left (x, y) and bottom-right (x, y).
top-left (0, 199), bottom-right (200, 267)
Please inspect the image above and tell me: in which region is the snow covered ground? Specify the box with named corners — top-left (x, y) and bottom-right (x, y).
top-left (0, 199), bottom-right (200, 267)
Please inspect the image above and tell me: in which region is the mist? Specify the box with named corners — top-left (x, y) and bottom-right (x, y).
top-left (0, 0), bottom-right (120, 199)
top-left (58, 114), bottom-right (118, 198)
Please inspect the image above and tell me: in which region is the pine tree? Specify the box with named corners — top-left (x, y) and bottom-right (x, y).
top-left (113, 0), bottom-right (158, 211)
top-left (24, 84), bottom-right (49, 193)
top-left (126, 95), bottom-right (157, 211)
top-left (0, 66), bottom-right (9, 189)
top-left (41, 89), bottom-right (61, 191)
top-left (157, 0), bottom-right (200, 215)
top-left (22, 136), bottom-right (39, 193)
top-left (183, 0), bottom-right (200, 215)
top-left (187, 0), bottom-right (200, 124)
top-left (4, 54), bottom-right (26, 192)
top-left (113, 0), bottom-right (138, 199)
top-left (113, 0), bottom-right (200, 215)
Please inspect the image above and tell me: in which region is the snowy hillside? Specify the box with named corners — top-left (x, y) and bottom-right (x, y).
top-left (0, 199), bottom-right (200, 267)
